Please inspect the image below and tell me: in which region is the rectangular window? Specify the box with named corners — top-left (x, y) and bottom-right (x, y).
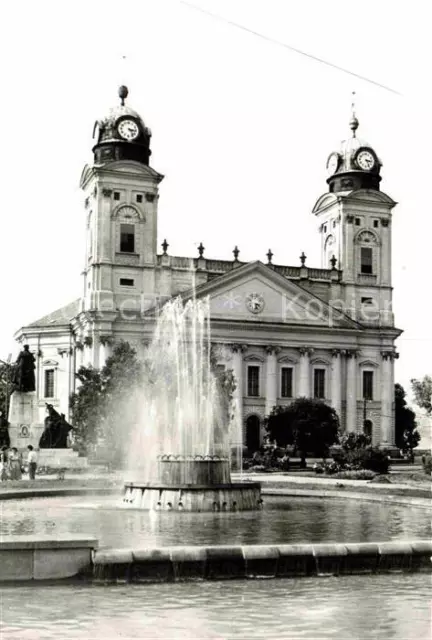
top-left (355, 217), bottom-right (361, 226)
top-left (281, 367), bottom-right (293, 398)
top-left (120, 224), bottom-right (135, 253)
top-left (114, 191), bottom-right (120, 201)
top-left (373, 220), bottom-right (379, 228)
top-left (313, 368), bottom-right (325, 399)
top-left (247, 366), bottom-right (260, 397)
top-left (44, 369), bottom-right (55, 398)
top-left (360, 247), bottom-right (373, 274)
top-left (363, 371), bottom-right (374, 400)
top-left (120, 278), bottom-right (134, 287)
top-left (361, 297), bottom-right (373, 305)
top-left (136, 194), bottom-right (143, 203)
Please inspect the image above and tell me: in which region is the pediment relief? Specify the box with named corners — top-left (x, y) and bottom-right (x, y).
top-left (359, 359), bottom-right (379, 368)
top-left (311, 357), bottom-right (331, 366)
top-left (111, 204), bottom-right (144, 221)
top-left (355, 229), bottom-right (380, 246)
top-left (42, 359), bottom-right (59, 367)
top-left (244, 354), bottom-right (265, 363)
top-left (278, 356), bottom-right (298, 365)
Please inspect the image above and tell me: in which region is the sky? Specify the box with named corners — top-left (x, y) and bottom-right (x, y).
top-left (0, 0), bottom-right (430, 401)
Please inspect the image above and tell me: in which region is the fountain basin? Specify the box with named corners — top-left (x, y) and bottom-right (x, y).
top-left (123, 456), bottom-right (262, 511)
top-left (122, 482), bottom-right (262, 511)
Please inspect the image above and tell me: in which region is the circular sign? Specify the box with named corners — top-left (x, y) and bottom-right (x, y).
top-left (245, 293), bottom-right (265, 314)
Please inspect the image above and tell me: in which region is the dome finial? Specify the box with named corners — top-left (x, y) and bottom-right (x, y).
top-left (349, 90), bottom-right (359, 137)
top-left (118, 85), bottom-right (129, 106)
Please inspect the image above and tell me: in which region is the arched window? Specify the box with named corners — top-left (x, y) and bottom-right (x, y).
top-left (324, 234), bottom-right (335, 268)
top-left (355, 229), bottom-right (380, 277)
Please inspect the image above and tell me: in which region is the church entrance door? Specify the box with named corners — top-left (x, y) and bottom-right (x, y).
top-left (245, 415), bottom-right (261, 454)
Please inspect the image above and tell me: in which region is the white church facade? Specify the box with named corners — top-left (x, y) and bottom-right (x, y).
top-left (11, 86), bottom-right (402, 452)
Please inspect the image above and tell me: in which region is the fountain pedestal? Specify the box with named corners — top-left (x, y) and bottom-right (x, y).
top-left (122, 456), bottom-right (261, 512)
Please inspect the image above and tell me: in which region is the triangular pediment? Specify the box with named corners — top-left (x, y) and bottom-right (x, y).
top-left (80, 161), bottom-right (163, 188)
top-left (313, 189), bottom-right (396, 214)
top-left (181, 261), bottom-right (362, 329)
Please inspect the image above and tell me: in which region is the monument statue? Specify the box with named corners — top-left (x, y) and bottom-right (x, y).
top-left (13, 345), bottom-right (36, 392)
top-left (39, 404), bottom-right (74, 449)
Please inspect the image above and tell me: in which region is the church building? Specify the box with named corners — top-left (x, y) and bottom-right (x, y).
top-left (10, 86), bottom-right (402, 452)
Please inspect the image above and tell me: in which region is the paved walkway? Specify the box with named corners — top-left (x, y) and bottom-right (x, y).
top-left (233, 472), bottom-right (430, 493)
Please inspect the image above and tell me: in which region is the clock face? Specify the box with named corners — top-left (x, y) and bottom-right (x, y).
top-left (117, 119), bottom-right (139, 141)
top-left (326, 153), bottom-right (340, 175)
top-left (246, 293), bottom-right (265, 314)
top-left (356, 149), bottom-right (375, 171)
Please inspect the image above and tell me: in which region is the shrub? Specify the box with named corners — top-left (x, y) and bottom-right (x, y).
top-left (331, 435), bottom-right (390, 475)
top-left (356, 448), bottom-right (390, 474)
top-left (334, 469), bottom-right (376, 481)
top-left (421, 454), bottom-right (432, 475)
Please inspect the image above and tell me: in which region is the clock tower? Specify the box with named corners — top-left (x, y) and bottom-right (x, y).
top-left (313, 108), bottom-right (396, 327)
top-left (79, 86), bottom-right (164, 327)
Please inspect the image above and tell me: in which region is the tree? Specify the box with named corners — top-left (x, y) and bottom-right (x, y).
top-left (411, 375), bottom-right (432, 415)
top-left (395, 383), bottom-right (420, 457)
top-left (265, 397), bottom-right (340, 466)
top-left (0, 360), bottom-right (14, 420)
top-left (69, 341), bottom-right (145, 464)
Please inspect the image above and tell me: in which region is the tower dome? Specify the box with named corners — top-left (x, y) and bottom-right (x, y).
top-left (325, 107), bottom-right (382, 193)
top-left (92, 86), bottom-right (152, 166)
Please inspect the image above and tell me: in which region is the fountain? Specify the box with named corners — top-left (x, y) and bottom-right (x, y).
top-left (122, 296), bottom-right (261, 511)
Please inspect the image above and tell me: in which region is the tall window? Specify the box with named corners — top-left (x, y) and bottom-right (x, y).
top-left (120, 224), bottom-right (135, 253)
top-left (360, 247), bottom-right (373, 274)
top-left (44, 369), bottom-right (55, 398)
top-left (247, 366), bottom-right (260, 397)
top-left (281, 367), bottom-right (293, 398)
top-left (363, 371), bottom-right (374, 400)
top-left (313, 369), bottom-right (325, 399)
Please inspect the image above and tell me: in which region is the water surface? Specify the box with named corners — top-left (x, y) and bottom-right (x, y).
top-left (0, 576), bottom-right (429, 640)
top-left (1, 495), bottom-right (429, 547)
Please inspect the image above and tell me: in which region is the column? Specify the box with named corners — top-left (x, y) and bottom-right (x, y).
top-left (298, 347), bottom-right (313, 397)
top-left (345, 350), bottom-right (358, 433)
top-left (330, 349), bottom-right (342, 419)
top-left (265, 346), bottom-right (280, 415)
top-left (380, 350), bottom-right (397, 447)
top-left (230, 344), bottom-right (247, 419)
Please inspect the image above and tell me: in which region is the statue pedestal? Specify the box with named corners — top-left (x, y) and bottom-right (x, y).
top-left (37, 449), bottom-right (88, 470)
top-left (8, 391), bottom-right (44, 449)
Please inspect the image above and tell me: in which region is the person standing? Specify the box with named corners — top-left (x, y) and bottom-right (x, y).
top-left (0, 446), bottom-right (9, 481)
top-left (9, 447), bottom-right (22, 480)
top-left (27, 445), bottom-right (38, 480)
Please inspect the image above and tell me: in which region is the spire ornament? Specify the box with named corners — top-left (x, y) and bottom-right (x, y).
top-left (197, 242), bottom-right (205, 258)
top-left (266, 249), bottom-right (273, 265)
top-left (300, 252), bottom-right (307, 266)
top-left (330, 255), bottom-right (337, 270)
top-left (349, 90), bottom-right (359, 137)
top-left (233, 246), bottom-right (240, 261)
top-left (118, 85), bottom-right (129, 106)
top-left (161, 239), bottom-right (169, 255)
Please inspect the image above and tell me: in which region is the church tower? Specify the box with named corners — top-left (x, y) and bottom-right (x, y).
top-left (79, 86), bottom-right (164, 320)
top-left (313, 106), bottom-right (397, 327)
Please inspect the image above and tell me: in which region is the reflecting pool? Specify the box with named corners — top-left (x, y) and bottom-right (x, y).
top-left (1, 575), bottom-right (430, 639)
top-left (1, 495), bottom-right (429, 547)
